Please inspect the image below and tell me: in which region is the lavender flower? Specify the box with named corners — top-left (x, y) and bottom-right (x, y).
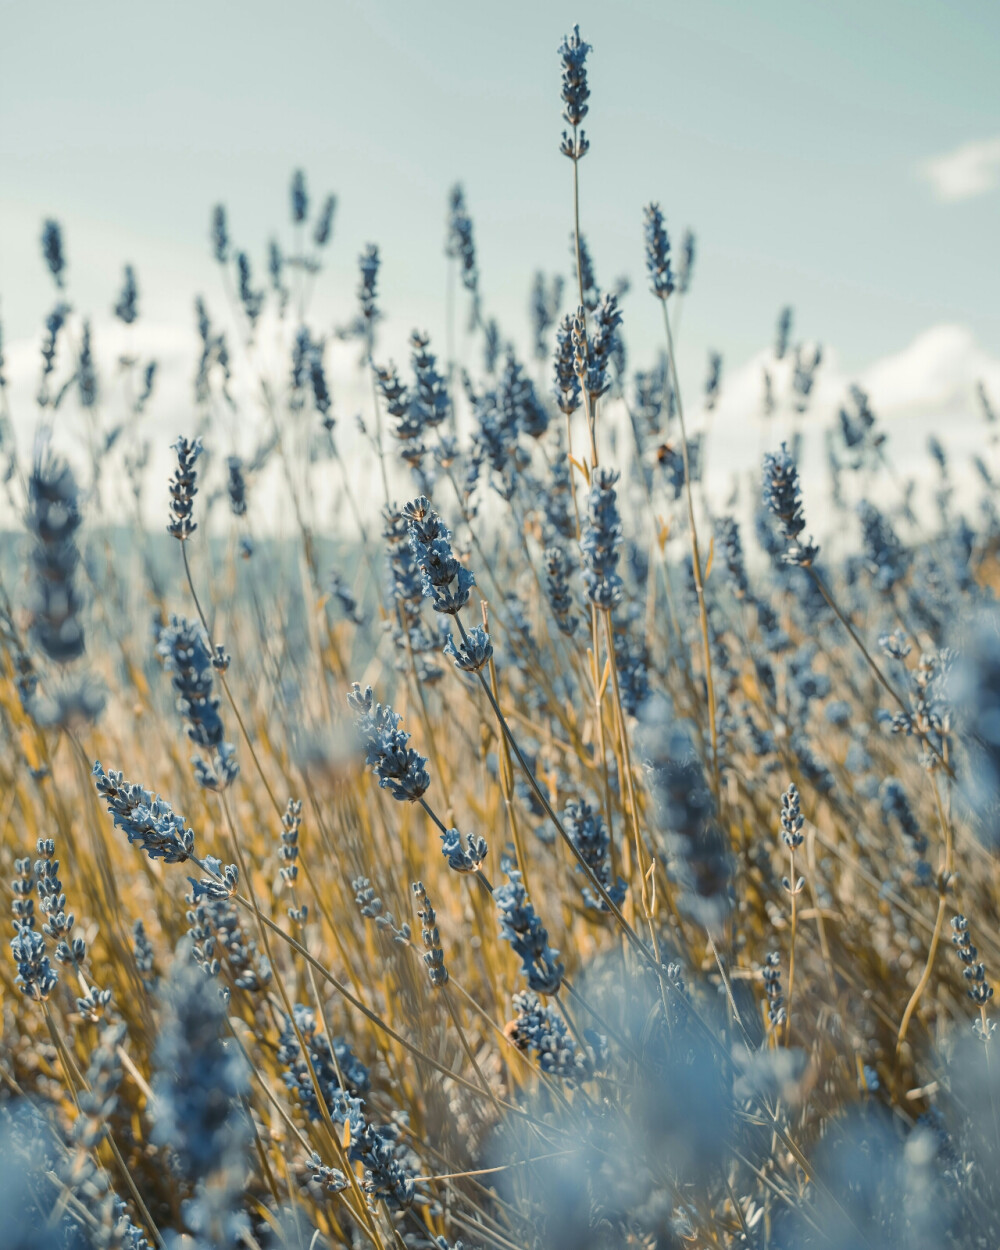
top-left (762, 443), bottom-right (819, 567)
top-left (444, 624), bottom-right (493, 672)
top-left (314, 193), bottom-right (337, 246)
top-left (677, 229), bottom-right (696, 295)
top-left (358, 243), bottom-right (380, 333)
top-left (226, 456), bottom-right (247, 517)
top-left (780, 783), bottom-right (804, 850)
top-left (715, 516), bottom-right (750, 600)
top-left (211, 204), bottom-right (229, 264)
top-left (156, 615), bottom-right (239, 790)
top-left (544, 544), bottom-right (578, 636)
top-left (290, 168), bottom-right (308, 224)
top-left (34, 838), bottom-right (85, 968)
top-left (9, 856), bottom-right (58, 1001)
top-left (507, 990), bottom-right (601, 1079)
top-left (236, 251), bottom-right (264, 327)
top-left (792, 343), bottom-right (822, 413)
top-left (446, 185), bottom-right (479, 317)
top-left (310, 340), bottom-right (332, 421)
top-left (403, 496), bottom-right (475, 615)
top-left (410, 330), bottom-right (450, 430)
top-left (498, 349), bottom-right (549, 439)
top-left (328, 570), bottom-right (364, 626)
top-left (167, 436), bottom-right (202, 541)
top-left (640, 695), bottom-right (731, 933)
top-left (41, 219), bottom-right (66, 288)
top-left (763, 952), bottom-right (785, 1030)
top-left (553, 314), bottom-right (581, 416)
top-left (348, 683), bottom-right (430, 802)
top-left (339, 1096), bottom-right (416, 1210)
top-left (440, 827), bottom-right (488, 874)
top-left (775, 306), bottom-right (793, 360)
top-left (531, 271), bottom-right (563, 360)
top-left (114, 264), bottom-right (139, 324)
top-left (573, 294), bottom-right (622, 399)
top-left (704, 351), bottom-right (722, 411)
top-left (614, 626), bottom-right (650, 716)
top-left (495, 863), bottom-right (564, 994)
top-left (858, 501), bottom-right (909, 592)
top-left (952, 916), bottom-right (994, 1037)
top-left (564, 799), bottom-right (626, 912)
top-left (76, 320), bottom-right (97, 407)
top-left (25, 450), bottom-right (86, 664)
top-left (881, 779), bottom-right (931, 886)
top-left (152, 944), bottom-right (250, 1248)
top-left (558, 24), bottom-right (591, 159)
top-left (412, 881), bottom-right (448, 987)
top-left (92, 763), bottom-right (196, 863)
top-left (581, 467), bottom-right (624, 610)
top-left (643, 203), bottom-right (674, 300)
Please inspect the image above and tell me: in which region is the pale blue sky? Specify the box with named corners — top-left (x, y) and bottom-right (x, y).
top-left (2, 0), bottom-right (999, 380)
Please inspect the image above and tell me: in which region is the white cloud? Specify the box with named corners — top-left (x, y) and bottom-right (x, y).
top-left (920, 136), bottom-right (1000, 202)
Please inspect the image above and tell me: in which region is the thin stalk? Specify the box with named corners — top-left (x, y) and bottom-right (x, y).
top-left (661, 302), bottom-right (720, 798)
top-left (896, 768), bottom-right (954, 1052)
top-left (784, 847), bottom-right (799, 1047)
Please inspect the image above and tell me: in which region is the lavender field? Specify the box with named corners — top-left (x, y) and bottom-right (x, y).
top-left (3, 14), bottom-right (1000, 1250)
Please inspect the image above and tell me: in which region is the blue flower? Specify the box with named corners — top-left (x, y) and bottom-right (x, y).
top-left (41, 219), bottom-right (66, 287)
top-left (403, 497), bottom-right (475, 616)
top-left (558, 25), bottom-right (591, 159)
top-left (167, 436), bottom-right (203, 542)
top-left (564, 800), bottom-right (627, 912)
top-left (349, 684), bottom-right (430, 803)
top-left (581, 467), bottom-right (624, 610)
top-left (762, 443), bottom-right (819, 567)
top-left (507, 990), bottom-right (602, 1079)
top-left (495, 863), bottom-right (564, 994)
top-left (92, 763), bottom-right (196, 863)
top-left (444, 625), bottom-right (493, 672)
top-left (643, 203), bottom-right (674, 300)
top-left (440, 827), bottom-right (488, 874)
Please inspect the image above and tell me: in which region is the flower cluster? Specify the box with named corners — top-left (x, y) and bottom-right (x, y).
top-left (226, 456), bottom-right (247, 517)
top-left (92, 763), bottom-right (196, 863)
top-left (10, 855), bottom-right (58, 1001)
top-left (167, 436), bottom-right (203, 541)
top-left (25, 451), bottom-right (86, 665)
top-left (444, 624), bottom-right (493, 672)
top-left (581, 467), bottom-right (624, 610)
top-left (643, 202), bottom-right (674, 300)
top-left (348, 683), bottom-right (430, 802)
top-left (404, 496), bottom-right (475, 615)
top-left (152, 946), bottom-right (250, 1244)
top-left (506, 990), bottom-right (602, 1079)
top-left (762, 443), bottom-right (820, 566)
top-left (763, 952), bottom-right (786, 1031)
top-left (446, 184), bottom-right (479, 316)
top-left (572, 294), bottom-right (622, 399)
top-left (558, 24), bottom-right (591, 159)
top-left (439, 827), bottom-right (488, 874)
top-left (156, 614), bottom-right (239, 791)
top-left (640, 696), bottom-right (731, 933)
top-left (278, 1003), bottom-right (370, 1124)
top-left (952, 916), bottom-right (994, 1038)
top-left (412, 881), bottom-right (448, 987)
top-left (563, 799), bottom-right (627, 912)
top-left (544, 545), bottom-right (578, 636)
top-left (495, 862), bottom-right (564, 994)
top-left (553, 314), bottom-right (582, 416)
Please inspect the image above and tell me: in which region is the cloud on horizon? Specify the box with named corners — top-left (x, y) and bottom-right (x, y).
top-left (920, 136), bottom-right (1000, 202)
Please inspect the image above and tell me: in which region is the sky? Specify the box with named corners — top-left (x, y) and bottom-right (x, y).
top-left (1, 0), bottom-right (999, 523)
